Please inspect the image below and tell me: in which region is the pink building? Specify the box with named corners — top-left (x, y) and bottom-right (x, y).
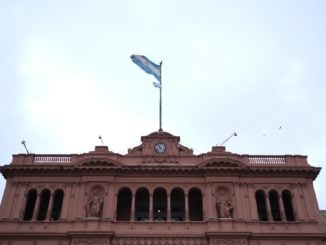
top-left (0, 130), bottom-right (325, 244)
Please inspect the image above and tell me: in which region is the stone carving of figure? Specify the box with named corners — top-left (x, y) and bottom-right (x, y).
top-left (86, 192), bottom-right (104, 218)
top-left (217, 200), bottom-right (233, 218)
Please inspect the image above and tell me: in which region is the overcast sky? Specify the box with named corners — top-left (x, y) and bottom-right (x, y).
top-left (1, 1), bottom-right (326, 209)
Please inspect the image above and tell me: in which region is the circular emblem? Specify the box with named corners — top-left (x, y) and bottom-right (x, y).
top-left (154, 143), bottom-right (167, 154)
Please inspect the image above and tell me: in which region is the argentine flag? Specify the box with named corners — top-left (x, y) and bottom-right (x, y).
top-left (131, 55), bottom-right (161, 81)
top-left (153, 81), bottom-right (161, 89)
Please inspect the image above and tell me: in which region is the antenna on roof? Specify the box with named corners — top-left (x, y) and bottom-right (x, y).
top-left (21, 140), bottom-right (30, 154)
top-left (218, 132), bottom-right (237, 146)
top-left (98, 135), bottom-right (104, 145)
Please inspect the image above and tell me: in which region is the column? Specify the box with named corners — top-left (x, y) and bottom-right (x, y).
top-left (1, 181), bottom-right (16, 219)
top-left (265, 193), bottom-right (272, 221)
top-left (16, 183), bottom-right (28, 220)
top-left (185, 194), bottom-right (189, 221)
top-left (32, 193), bottom-right (41, 220)
top-left (61, 183), bottom-right (72, 220)
top-left (233, 183), bottom-right (241, 220)
top-left (248, 184), bottom-right (258, 221)
top-left (113, 190), bottom-right (118, 221)
top-left (10, 182), bottom-right (23, 220)
top-left (278, 193), bottom-right (286, 221)
top-left (307, 182), bottom-right (322, 221)
top-left (104, 182), bottom-right (115, 220)
top-left (46, 192), bottom-right (55, 220)
top-left (205, 184), bottom-right (215, 221)
top-left (69, 183), bottom-right (78, 219)
top-left (131, 193), bottom-right (135, 221)
top-left (149, 193), bottom-right (153, 221)
top-left (301, 183), bottom-right (314, 220)
top-left (167, 194), bottom-right (171, 221)
top-left (292, 184), bottom-right (305, 220)
top-left (290, 191), bottom-right (298, 221)
top-left (76, 182), bottom-right (87, 219)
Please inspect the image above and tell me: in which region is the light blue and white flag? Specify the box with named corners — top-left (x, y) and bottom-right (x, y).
top-left (153, 81), bottom-right (161, 89)
top-left (131, 55), bottom-right (161, 81)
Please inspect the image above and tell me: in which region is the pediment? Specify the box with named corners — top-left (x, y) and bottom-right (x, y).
top-left (127, 130), bottom-right (193, 156)
top-left (79, 157), bottom-right (121, 166)
top-left (199, 158), bottom-right (243, 168)
top-left (142, 131), bottom-right (179, 140)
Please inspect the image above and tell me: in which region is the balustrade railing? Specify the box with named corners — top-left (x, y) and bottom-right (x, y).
top-left (31, 154), bottom-right (289, 166)
top-left (33, 155), bottom-right (72, 164)
top-left (248, 155), bottom-right (286, 165)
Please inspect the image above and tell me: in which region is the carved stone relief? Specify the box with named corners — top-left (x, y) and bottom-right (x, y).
top-left (216, 186), bottom-right (234, 219)
top-left (85, 185), bottom-right (105, 218)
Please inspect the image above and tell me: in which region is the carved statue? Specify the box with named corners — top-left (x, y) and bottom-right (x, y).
top-left (217, 199), bottom-right (233, 218)
top-left (86, 192), bottom-right (103, 218)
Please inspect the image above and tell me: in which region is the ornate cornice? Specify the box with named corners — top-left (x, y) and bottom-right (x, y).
top-left (0, 163), bottom-right (320, 179)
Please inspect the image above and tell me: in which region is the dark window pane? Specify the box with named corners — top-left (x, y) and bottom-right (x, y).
top-left (51, 189), bottom-right (64, 220)
top-left (171, 188), bottom-right (185, 221)
top-left (23, 189), bottom-right (37, 221)
top-left (153, 188), bottom-right (167, 221)
top-left (135, 188), bottom-right (149, 221)
top-left (188, 188), bottom-right (203, 221)
top-left (117, 188), bottom-right (132, 221)
top-left (37, 189), bottom-right (50, 221)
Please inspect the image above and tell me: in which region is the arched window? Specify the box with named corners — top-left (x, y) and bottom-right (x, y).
top-left (269, 190), bottom-right (281, 221)
top-left (116, 188), bottom-right (132, 221)
top-left (51, 189), bottom-right (64, 220)
top-left (282, 190), bottom-right (295, 221)
top-left (153, 188), bottom-right (167, 221)
top-left (255, 190), bottom-right (267, 221)
top-left (171, 188), bottom-right (185, 221)
top-left (135, 188), bottom-right (149, 221)
top-left (37, 189), bottom-right (51, 221)
top-left (188, 188), bottom-right (203, 221)
top-left (23, 189), bottom-right (37, 221)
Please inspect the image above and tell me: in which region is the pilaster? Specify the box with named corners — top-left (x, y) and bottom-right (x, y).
top-left (61, 183), bottom-right (72, 220)
top-left (247, 184), bottom-right (258, 221)
top-left (205, 183), bottom-right (215, 221)
top-left (0, 180), bottom-right (15, 219)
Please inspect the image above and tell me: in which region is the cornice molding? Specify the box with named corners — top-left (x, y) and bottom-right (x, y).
top-left (0, 164), bottom-right (320, 179)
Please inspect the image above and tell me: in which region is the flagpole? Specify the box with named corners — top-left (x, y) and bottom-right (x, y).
top-left (159, 61), bottom-right (163, 132)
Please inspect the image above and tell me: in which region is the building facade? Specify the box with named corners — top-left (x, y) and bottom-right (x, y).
top-left (0, 130), bottom-right (325, 244)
